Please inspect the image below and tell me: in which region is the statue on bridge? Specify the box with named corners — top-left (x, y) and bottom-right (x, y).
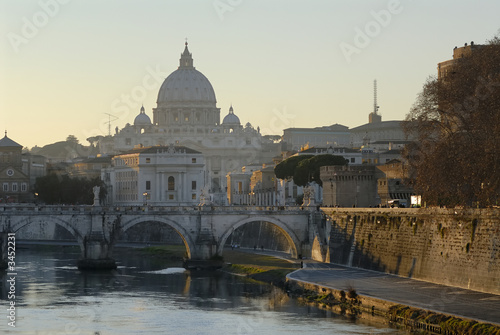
top-left (302, 184), bottom-right (317, 207)
top-left (92, 186), bottom-right (100, 206)
top-left (198, 187), bottom-right (213, 207)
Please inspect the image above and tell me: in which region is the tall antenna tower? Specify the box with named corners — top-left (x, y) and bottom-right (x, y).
top-left (104, 113), bottom-right (118, 136)
top-left (373, 79), bottom-right (379, 115)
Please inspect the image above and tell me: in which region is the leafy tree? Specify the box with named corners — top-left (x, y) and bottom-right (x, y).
top-left (403, 34), bottom-right (500, 207)
top-left (34, 174), bottom-right (61, 204)
top-left (34, 175), bottom-right (106, 205)
top-left (274, 155), bottom-right (310, 181)
top-left (66, 135), bottom-right (79, 144)
top-left (275, 154), bottom-right (347, 187)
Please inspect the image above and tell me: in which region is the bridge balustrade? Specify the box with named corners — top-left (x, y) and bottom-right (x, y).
top-left (0, 204), bottom-right (309, 214)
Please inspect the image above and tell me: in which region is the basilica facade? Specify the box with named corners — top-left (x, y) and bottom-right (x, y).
top-left (98, 43), bottom-right (280, 204)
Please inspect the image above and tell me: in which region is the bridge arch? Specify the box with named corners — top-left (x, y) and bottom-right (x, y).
top-left (11, 216), bottom-right (84, 251)
top-left (218, 216), bottom-right (301, 258)
top-left (120, 216), bottom-right (195, 259)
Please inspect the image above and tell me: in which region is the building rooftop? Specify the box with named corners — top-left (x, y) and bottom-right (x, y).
top-left (0, 133), bottom-right (22, 147)
top-left (350, 120), bottom-right (405, 132)
top-left (283, 123), bottom-right (349, 133)
top-left (122, 145), bottom-right (202, 155)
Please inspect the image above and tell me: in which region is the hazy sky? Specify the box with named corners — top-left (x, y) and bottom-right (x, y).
top-left (1, 0), bottom-right (499, 149)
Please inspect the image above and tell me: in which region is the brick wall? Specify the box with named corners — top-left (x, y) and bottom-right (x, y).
top-left (323, 208), bottom-right (500, 294)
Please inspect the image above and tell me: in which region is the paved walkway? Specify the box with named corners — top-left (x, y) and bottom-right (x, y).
top-left (288, 262), bottom-right (500, 325)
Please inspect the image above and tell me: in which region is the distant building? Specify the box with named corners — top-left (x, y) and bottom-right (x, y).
top-left (0, 133), bottom-right (31, 202)
top-left (281, 119), bottom-right (408, 156)
top-left (96, 43), bottom-right (280, 204)
top-left (376, 159), bottom-right (413, 206)
top-left (21, 153), bottom-right (47, 190)
top-left (249, 164), bottom-right (277, 206)
top-left (320, 165), bottom-right (378, 207)
top-left (103, 144), bottom-right (204, 206)
top-left (437, 41), bottom-right (483, 80)
top-left (226, 163), bottom-right (263, 205)
top-left (70, 156), bottom-right (112, 179)
top-left (320, 159), bottom-right (414, 207)
top-left (298, 146), bottom-right (361, 165)
top-left (349, 120), bottom-right (407, 148)
top-left (282, 124), bottom-right (350, 151)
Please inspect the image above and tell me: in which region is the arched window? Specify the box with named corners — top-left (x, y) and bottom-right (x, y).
top-left (168, 176), bottom-right (175, 190)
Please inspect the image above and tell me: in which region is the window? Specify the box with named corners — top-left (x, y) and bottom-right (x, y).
top-left (168, 176), bottom-right (175, 191)
top-left (2, 183), bottom-right (8, 192)
top-left (191, 181), bottom-right (196, 190)
top-left (146, 158), bottom-right (151, 163)
top-left (350, 158), bottom-right (355, 163)
top-left (21, 183), bottom-right (27, 192)
top-left (168, 194), bottom-right (174, 200)
top-left (12, 183), bottom-right (18, 192)
top-left (191, 158), bottom-right (196, 163)
top-left (146, 181), bottom-right (151, 190)
top-left (192, 194), bottom-right (196, 200)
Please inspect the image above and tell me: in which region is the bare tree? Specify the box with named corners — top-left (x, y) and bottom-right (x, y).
top-left (403, 34), bottom-right (500, 207)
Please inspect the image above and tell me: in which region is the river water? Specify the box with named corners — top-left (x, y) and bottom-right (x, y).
top-left (1, 247), bottom-right (404, 334)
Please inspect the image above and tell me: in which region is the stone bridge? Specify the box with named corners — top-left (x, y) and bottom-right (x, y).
top-left (0, 205), bottom-right (329, 269)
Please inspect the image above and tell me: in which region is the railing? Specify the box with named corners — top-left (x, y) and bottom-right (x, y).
top-left (390, 316), bottom-right (443, 334)
top-left (0, 204), bottom-right (309, 214)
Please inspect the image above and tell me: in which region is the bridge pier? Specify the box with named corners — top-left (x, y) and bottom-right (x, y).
top-left (77, 232), bottom-right (117, 270)
top-left (183, 225), bottom-right (222, 270)
top-left (77, 211), bottom-right (117, 271)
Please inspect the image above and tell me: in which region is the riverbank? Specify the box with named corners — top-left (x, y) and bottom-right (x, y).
top-left (286, 264), bottom-right (500, 335)
top-left (221, 249), bottom-right (299, 287)
top-left (221, 251), bottom-right (396, 329)
top-left (222, 250), bottom-right (500, 334)
top-left (286, 278), bottom-right (500, 335)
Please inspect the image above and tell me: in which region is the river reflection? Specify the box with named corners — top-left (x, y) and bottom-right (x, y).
top-left (0, 247), bottom-right (404, 334)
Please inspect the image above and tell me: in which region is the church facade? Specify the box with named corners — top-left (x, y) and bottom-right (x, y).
top-left (97, 43), bottom-right (280, 204)
top-left (0, 133), bottom-right (30, 203)
top-left (103, 144), bottom-right (205, 206)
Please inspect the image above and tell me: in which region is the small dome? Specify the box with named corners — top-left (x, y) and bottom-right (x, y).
top-left (222, 105), bottom-right (240, 125)
top-left (134, 106), bottom-right (152, 126)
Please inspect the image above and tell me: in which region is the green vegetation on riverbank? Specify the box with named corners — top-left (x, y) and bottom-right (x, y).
top-left (388, 305), bottom-right (500, 335)
top-left (137, 245), bottom-right (186, 260)
top-left (222, 250), bottom-right (299, 286)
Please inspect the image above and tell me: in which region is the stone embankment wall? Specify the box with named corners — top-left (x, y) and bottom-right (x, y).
top-left (323, 208), bottom-right (499, 295)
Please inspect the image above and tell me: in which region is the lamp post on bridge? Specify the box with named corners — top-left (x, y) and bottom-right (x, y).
top-left (329, 178), bottom-right (334, 207)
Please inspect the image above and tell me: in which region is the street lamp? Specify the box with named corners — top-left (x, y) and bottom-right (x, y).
top-left (329, 178), bottom-right (333, 207)
top-left (143, 192), bottom-right (148, 206)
